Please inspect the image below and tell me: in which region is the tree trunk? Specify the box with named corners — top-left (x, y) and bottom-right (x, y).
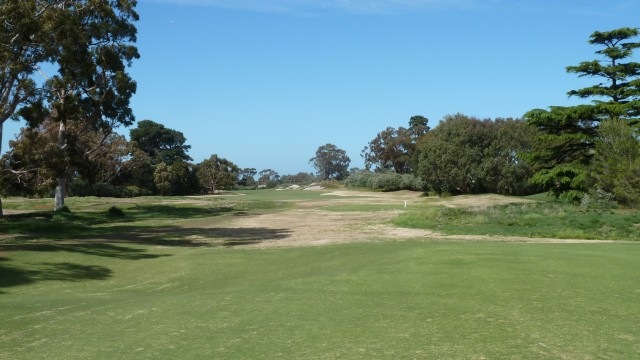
top-left (54, 122), bottom-right (66, 211)
top-left (55, 177), bottom-right (65, 210)
top-left (0, 123), bottom-right (3, 216)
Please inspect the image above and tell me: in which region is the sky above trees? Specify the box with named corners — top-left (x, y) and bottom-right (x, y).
top-left (3, 0), bottom-right (639, 174)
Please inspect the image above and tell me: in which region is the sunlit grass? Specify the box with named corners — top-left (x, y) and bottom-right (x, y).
top-left (1, 241), bottom-right (639, 359)
top-left (393, 202), bottom-right (640, 240)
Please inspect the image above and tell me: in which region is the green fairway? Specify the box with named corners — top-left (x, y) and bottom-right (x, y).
top-left (1, 240), bottom-right (639, 359)
top-left (1, 191), bottom-right (639, 358)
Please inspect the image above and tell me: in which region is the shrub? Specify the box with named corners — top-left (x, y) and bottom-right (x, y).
top-left (345, 170), bottom-right (425, 192)
top-left (580, 188), bottom-right (618, 209)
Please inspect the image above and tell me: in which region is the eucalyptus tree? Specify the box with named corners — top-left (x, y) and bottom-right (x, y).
top-left (362, 115), bottom-right (429, 174)
top-left (197, 155), bottom-right (239, 194)
top-left (2, 0), bottom-right (139, 211)
top-left (0, 0), bottom-right (63, 215)
top-left (310, 144), bottom-right (350, 180)
top-left (525, 27), bottom-right (640, 201)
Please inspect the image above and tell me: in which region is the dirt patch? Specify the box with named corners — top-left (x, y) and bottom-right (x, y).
top-left (219, 209), bottom-right (422, 248)
top-left (189, 207), bottom-right (616, 248)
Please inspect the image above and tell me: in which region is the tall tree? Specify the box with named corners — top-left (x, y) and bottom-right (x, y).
top-left (525, 27), bottom-right (640, 201)
top-left (238, 167), bottom-right (257, 187)
top-left (197, 155), bottom-right (239, 194)
top-left (362, 116), bottom-right (429, 174)
top-left (0, 0), bottom-right (63, 215)
top-left (258, 169), bottom-right (279, 186)
top-left (130, 120), bottom-right (191, 165)
top-left (13, 0), bottom-right (139, 210)
top-left (310, 143), bottom-right (350, 180)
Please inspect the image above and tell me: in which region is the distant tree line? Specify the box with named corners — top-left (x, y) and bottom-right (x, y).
top-left (1, 17), bottom-right (639, 211)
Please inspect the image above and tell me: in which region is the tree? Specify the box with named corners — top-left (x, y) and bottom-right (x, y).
top-left (362, 127), bottom-right (413, 173)
top-left (362, 116), bottom-right (429, 174)
top-left (153, 162), bottom-right (175, 196)
top-left (130, 120), bottom-right (192, 165)
top-left (258, 169), bottom-right (279, 186)
top-left (237, 168), bottom-right (257, 187)
top-left (2, 119), bottom-right (132, 197)
top-left (310, 144), bottom-right (350, 180)
top-left (11, 0), bottom-right (140, 211)
top-left (417, 114), bottom-right (494, 195)
top-left (416, 114), bottom-right (537, 196)
top-left (525, 27), bottom-right (640, 201)
top-left (197, 155), bottom-right (239, 194)
top-left (409, 115), bottom-right (430, 138)
top-left (0, 0), bottom-right (65, 214)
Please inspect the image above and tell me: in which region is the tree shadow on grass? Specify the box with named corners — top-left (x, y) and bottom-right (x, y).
top-left (94, 225), bottom-right (293, 247)
top-left (0, 258), bottom-right (112, 292)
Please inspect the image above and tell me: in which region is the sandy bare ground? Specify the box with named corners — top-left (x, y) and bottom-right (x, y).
top-left (1, 191), bottom-right (624, 247)
top-left (203, 208), bottom-right (616, 248)
top-left (175, 192), bottom-right (618, 248)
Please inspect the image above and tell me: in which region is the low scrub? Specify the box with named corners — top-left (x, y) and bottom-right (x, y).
top-left (345, 170), bottom-right (426, 192)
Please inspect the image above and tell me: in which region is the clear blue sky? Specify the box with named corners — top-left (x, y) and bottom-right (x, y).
top-left (3, 0), bottom-right (639, 175)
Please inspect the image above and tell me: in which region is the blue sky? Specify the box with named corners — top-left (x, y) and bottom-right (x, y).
top-left (3, 0), bottom-right (639, 175)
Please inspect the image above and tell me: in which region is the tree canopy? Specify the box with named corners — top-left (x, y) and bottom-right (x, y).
top-left (130, 120), bottom-right (192, 165)
top-left (310, 144), bottom-right (350, 180)
top-left (525, 27), bottom-right (640, 201)
top-left (362, 115), bottom-right (429, 174)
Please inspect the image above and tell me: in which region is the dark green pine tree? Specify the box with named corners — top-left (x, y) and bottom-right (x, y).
top-left (524, 27), bottom-right (640, 201)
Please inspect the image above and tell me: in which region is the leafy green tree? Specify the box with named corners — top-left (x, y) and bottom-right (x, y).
top-left (197, 155), bottom-right (239, 194)
top-left (525, 27), bottom-right (640, 201)
top-left (362, 127), bottom-right (413, 173)
top-left (408, 115), bottom-right (430, 138)
top-left (153, 162), bottom-right (175, 196)
top-left (11, 0), bottom-right (140, 210)
top-left (238, 168), bottom-right (257, 187)
top-left (130, 120), bottom-right (192, 165)
top-left (416, 114), bottom-right (537, 196)
top-left (258, 169), bottom-right (280, 186)
top-left (0, 0), bottom-right (62, 214)
top-left (310, 144), bottom-right (350, 180)
top-left (362, 116), bottom-right (429, 174)
top-left (417, 114), bottom-right (494, 195)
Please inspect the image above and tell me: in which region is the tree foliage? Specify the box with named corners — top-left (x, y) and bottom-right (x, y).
top-left (309, 144), bottom-right (350, 180)
top-left (197, 155), bottom-right (239, 194)
top-left (362, 115), bottom-right (429, 173)
top-left (2, 0), bottom-right (140, 211)
top-left (130, 120), bottom-right (192, 165)
top-left (416, 114), bottom-right (537, 196)
top-left (525, 27), bottom-right (640, 201)
top-left (591, 118), bottom-right (640, 206)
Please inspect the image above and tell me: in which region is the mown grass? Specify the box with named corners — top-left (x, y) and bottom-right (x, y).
top-left (1, 241), bottom-right (639, 359)
top-left (393, 202), bottom-right (640, 240)
top-left (2, 192), bottom-right (640, 358)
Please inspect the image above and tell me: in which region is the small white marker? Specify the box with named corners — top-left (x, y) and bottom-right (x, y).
top-left (404, 201), bottom-right (407, 208)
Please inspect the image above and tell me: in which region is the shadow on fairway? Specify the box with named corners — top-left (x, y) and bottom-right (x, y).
top-left (0, 258), bottom-right (112, 291)
top-left (94, 225), bottom-right (293, 247)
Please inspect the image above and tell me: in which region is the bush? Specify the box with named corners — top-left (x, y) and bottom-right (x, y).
top-left (69, 180), bottom-right (152, 198)
top-left (345, 170), bottom-right (425, 192)
top-left (580, 188), bottom-right (618, 209)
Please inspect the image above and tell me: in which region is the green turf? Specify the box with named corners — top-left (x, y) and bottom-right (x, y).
top-left (1, 241), bottom-right (639, 359)
top-left (2, 192), bottom-right (640, 358)
top-left (393, 202), bottom-right (640, 240)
